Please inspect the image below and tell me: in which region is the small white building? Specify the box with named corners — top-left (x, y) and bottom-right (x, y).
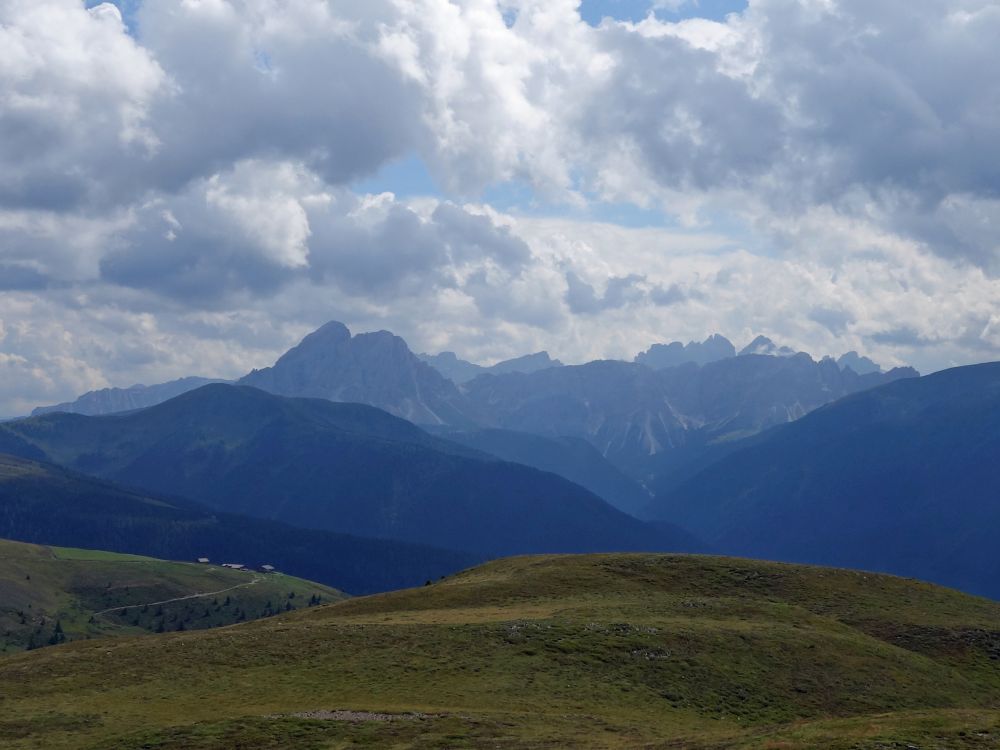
top-left (260, 564), bottom-right (276, 572)
top-left (222, 563), bottom-right (246, 570)
top-left (196, 557), bottom-right (210, 564)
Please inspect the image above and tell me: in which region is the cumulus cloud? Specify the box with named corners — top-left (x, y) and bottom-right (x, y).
top-left (565, 271), bottom-right (684, 313)
top-left (133, 0), bottom-right (424, 190)
top-left (376, 0), bottom-right (1000, 267)
top-left (608, 0), bottom-right (1000, 267)
top-left (95, 158), bottom-right (536, 308)
top-left (0, 0), bottom-right (166, 210)
top-left (4, 0), bottom-right (999, 253)
top-left (0, 0), bottom-right (998, 414)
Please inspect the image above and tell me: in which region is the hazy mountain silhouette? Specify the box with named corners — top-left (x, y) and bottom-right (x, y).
top-left (31, 377), bottom-right (227, 417)
top-left (26, 321), bottom-right (915, 497)
top-left (0, 453), bottom-right (471, 595)
top-left (437, 427), bottom-right (652, 516)
top-left (0, 385), bottom-right (698, 559)
top-left (634, 334), bottom-right (735, 369)
top-left (420, 350), bottom-right (563, 383)
top-left (647, 362), bottom-right (1000, 598)
top-left (240, 322), bottom-right (473, 426)
top-left (463, 353), bottom-right (917, 480)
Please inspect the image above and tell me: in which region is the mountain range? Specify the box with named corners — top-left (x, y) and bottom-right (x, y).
top-left (0, 385), bottom-right (697, 559)
top-left (31, 376), bottom-right (227, 417)
top-left (2, 319), bottom-right (998, 600)
top-left (634, 333), bottom-right (736, 369)
top-left (419, 350), bottom-right (563, 383)
top-left (22, 321), bottom-right (919, 508)
top-left (240, 321), bottom-right (473, 426)
top-left (434, 427), bottom-right (653, 516)
top-left (648, 362), bottom-right (1000, 598)
top-left (463, 352), bottom-right (916, 480)
top-left (230, 322), bottom-right (917, 484)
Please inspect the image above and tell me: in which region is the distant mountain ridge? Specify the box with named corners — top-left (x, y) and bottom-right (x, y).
top-left (31, 376), bottom-right (227, 417)
top-left (420, 350), bottom-right (563, 383)
top-left (463, 353), bottom-right (917, 479)
top-left (647, 361), bottom-right (1000, 599)
top-left (1, 385), bottom-right (698, 559)
top-left (635, 334), bottom-right (736, 369)
top-left (31, 323), bottom-right (894, 421)
top-left (240, 322), bottom-right (472, 426)
top-left (436, 427), bottom-right (652, 516)
top-left (26, 321), bottom-right (913, 492)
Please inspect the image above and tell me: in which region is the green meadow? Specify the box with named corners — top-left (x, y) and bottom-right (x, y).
top-left (0, 538), bottom-right (342, 654)
top-left (1, 552), bottom-right (998, 748)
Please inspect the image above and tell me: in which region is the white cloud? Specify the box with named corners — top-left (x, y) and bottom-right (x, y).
top-left (0, 0), bottom-right (998, 414)
top-left (203, 161), bottom-right (316, 269)
top-left (0, 0), bottom-right (166, 209)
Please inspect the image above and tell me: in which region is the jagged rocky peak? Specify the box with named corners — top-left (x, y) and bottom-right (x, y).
top-left (239, 321), bottom-right (472, 426)
top-left (634, 334), bottom-right (736, 370)
top-left (738, 335), bottom-right (801, 358)
top-left (305, 319), bottom-right (352, 343)
top-left (254, 321), bottom-right (416, 372)
top-left (837, 350), bottom-right (883, 375)
top-left (263, 320), bottom-right (352, 370)
top-left (353, 329), bottom-right (416, 356)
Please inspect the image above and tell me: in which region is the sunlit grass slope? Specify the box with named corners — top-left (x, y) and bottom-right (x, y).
top-left (1, 553), bottom-right (998, 748)
top-left (0, 538), bottom-right (343, 653)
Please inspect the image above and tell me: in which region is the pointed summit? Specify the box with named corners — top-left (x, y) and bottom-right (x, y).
top-left (240, 322), bottom-right (473, 426)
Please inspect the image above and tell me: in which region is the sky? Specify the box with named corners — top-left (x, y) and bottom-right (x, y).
top-left (0, 0), bottom-right (998, 416)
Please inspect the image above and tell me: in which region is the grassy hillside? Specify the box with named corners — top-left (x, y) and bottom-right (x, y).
top-left (1, 553), bottom-right (998, 748)
top-left (0, 538), bottom-right (343, 654)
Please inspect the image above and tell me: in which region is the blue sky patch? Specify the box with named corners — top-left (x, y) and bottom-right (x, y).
top-left (354, 155), bottom-right (441, 199)
top-left (579, 0), bottom-right (748, 25)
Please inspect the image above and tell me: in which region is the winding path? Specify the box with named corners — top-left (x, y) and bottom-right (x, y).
top-left (92, 575), bottom-right (264, 617)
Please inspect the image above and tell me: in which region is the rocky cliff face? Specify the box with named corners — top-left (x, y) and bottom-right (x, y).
top-left (240, 322), bottom-right (474, 426)
top-left (464, 360), bottom-right (692, 472)
top-left (462, 353), bottom-right (918, 477)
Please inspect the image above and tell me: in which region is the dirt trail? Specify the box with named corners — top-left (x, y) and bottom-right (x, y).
top-left (92, 575), bottom-right (263, 617)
